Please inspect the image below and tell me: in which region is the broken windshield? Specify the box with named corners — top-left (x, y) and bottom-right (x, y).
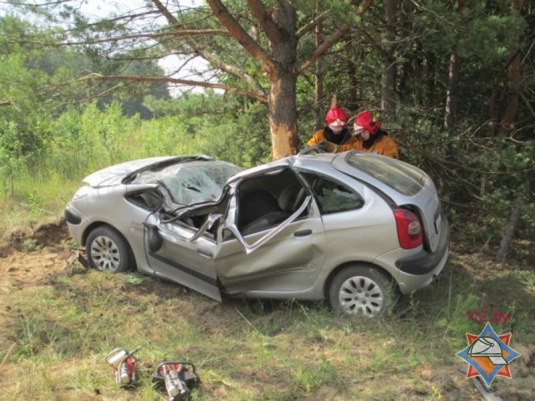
top-left (132, 160), bottom-right (243, 205)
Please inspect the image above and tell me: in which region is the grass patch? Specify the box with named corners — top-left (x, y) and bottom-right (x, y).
top-left (0, 220), bottom-right (533, 400)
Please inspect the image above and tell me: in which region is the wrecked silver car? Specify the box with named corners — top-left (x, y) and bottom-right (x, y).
top-left (65, 152), bottom-right (449, 317)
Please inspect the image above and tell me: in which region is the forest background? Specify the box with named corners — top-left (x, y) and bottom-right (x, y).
top-left (0, 0), bottom-right (534, 264)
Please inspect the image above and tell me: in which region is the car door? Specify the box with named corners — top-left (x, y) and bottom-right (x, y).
top-left (212, 170), bottom-right (327, 296)
top-left (144, 211), bottom-right (222, 301)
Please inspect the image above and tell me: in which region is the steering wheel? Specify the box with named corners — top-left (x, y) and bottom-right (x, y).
top-left (298, 145), bottom-right (329, 156)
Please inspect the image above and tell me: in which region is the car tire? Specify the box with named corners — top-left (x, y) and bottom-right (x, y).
top-left (328, 266), bottom-right (398, 317)
top-left (86, 226), bottom-right (135, 273)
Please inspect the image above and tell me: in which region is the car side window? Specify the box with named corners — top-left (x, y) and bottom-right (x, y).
top-left (301, 172), bottom-right (364, 214)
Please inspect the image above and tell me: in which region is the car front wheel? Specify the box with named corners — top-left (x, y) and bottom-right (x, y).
top-left (86, 226), bottom-right (134, 273)
top-left (328, 266), bottom-right (398, 317)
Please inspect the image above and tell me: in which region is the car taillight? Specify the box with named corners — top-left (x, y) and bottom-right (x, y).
top-left (394, 209), bottom-right (423, 249)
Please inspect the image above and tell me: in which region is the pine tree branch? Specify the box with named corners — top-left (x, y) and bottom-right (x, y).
top-left (297, 11), bottom-right (329, 38)
top-left (296, 0), bottom-right (373, 74)
top-left (186, 39), bottom-right (265, 95)
top-left (149, 0), bottom-right (263, 95)
top-left (76, 74), bottom-right (268, 104)
top-left (248, 0), bottom-right (281, 43)
top-left (297, 25), bottom-right (352, 74)
top-left (150, 0), bottom-right (182, 29)
top-left (206, 0), bottom-right (276, 74)
top-left (16, 30), bottom-right (231, 48)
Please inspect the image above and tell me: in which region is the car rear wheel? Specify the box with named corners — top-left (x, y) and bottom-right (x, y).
top-left (86, 226), bottom-right (134, 273)
top-left (328, 266), bottom-right (398, 317)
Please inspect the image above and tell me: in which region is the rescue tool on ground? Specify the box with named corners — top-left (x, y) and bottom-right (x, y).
top-left (104, 346), bottom-right (142, 387)
top-left (152, 361), bottom-right (200, 401)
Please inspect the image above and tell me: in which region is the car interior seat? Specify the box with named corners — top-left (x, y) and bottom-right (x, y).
top-left (238, 190), bottom-right (280, 231)
top-left (277, 185), bottom-right (302, 213)
top-left (241, 186), bottom-right (301, 235)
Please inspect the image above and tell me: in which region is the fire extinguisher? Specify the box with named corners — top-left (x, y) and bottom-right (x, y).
top-left (105, 346), bottom-right (142, 387)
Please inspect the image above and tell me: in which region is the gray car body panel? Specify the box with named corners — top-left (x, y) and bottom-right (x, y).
top-left (332, 152), bottom-right (443, 252)
top-left (65, 151), bottom-right (450, 302)
top-left (82, 156), bottom-right (183, 187)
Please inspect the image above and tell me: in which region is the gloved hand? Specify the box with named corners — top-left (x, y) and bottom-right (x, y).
top-left (317, 141), bottom-right (336, 152)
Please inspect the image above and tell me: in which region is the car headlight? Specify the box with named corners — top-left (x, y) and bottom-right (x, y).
top-left (72, 184), bottom-right (93, 201)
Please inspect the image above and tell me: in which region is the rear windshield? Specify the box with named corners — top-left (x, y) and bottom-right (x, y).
top-left (346, 154), bottom-right (425, 196)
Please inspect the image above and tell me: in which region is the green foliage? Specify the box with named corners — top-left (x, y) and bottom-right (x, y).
top-left (144, 91), bottom-right (271, 167)
top-left (46, 101), bottom-right (142, 176)
top-left (389, 106), bottom-right (535, 257)
top-left (1, 2), bottom-right (534, 258)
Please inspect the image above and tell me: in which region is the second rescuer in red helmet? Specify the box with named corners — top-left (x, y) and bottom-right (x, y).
top-left (351, 111), bottom-right (399, 158)
top-left (306, 106), bottom-right (359, 153)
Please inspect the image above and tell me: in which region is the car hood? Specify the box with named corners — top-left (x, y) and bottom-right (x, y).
top-left (82, 156), bottom-right (208, 187)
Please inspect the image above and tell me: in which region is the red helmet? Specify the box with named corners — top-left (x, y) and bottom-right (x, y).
top-left (325, 107), bottom-right (347, 128)
top-left (354, 111), bottom-right (380, 135)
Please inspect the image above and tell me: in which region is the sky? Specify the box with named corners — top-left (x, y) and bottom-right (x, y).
top-left (79, 0), bottom-right (213, 95)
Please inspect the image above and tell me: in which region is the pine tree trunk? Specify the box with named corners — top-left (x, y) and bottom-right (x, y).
top-left (346, 38), bottom-right (359, 114)
top-left (381, 0), bottom-right (397, 122)
top-left (444, 51), bottom-right (460, 131)
top-left (496, 192), bottom-right (524, 263)
top-left (497, 0), bottom-right (523, 136)
top-left (268, 4), bottom-right (299, 159)
top-left (269, 71), bottom-right (299, 159)
top-left (314, 19), bottom-right (324, 131)
top-left (498, 49), bottom-right (521, 136)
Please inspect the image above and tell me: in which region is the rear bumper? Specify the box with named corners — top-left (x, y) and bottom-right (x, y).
top-left (396, 214), bottom-right (450, 275)
top-left (390, 214), bottom-right (450, 294)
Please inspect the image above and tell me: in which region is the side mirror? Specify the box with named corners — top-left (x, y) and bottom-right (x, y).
top-left (145, 224), bottom-right (163, 252)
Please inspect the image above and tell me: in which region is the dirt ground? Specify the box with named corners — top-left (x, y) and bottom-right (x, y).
top-left (0, 220), bottom-right (533, 401)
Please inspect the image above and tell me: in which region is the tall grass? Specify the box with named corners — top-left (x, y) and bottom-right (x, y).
top-left (3, 254), bottom-right (533, 400)
top-left (0, 100), bottom-right (270, 236)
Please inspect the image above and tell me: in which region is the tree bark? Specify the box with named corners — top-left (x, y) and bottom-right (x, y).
top-left (496, 190), bottom-right (524, 263)
top-left (498, 49), bottom-right (522, 136)
top-left (496, 0), bottom-right (523, 136)
top-left (269, 71), bottom-right (299, 159)
top-left (314, 14), bottom-right (324, 131)
top-left (346, 37), bottom-right (359, 115)
top-left (266, 3), bottom-right (299, 159)
top-left (381, 0), bottom-right (397, 122)
top-left (443, 0), bottom-right (467, 132)
top-left (443, 51), bottom-right (461, 132)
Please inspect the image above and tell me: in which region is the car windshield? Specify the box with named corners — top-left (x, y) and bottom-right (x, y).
top-left (346, 154), bottom-right (425, 196)
top-left (132, 160), bottom-right (243, 204)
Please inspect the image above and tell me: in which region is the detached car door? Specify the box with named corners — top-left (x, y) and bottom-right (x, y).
top-left (144, 212), bottom-right (222, 301)
top-left (212, 168), bottom-right (327, 296)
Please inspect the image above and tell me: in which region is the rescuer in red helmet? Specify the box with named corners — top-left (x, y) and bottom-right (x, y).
top-left (351, 111), bottom-right (399, 158)
top-left (306, 97), bottom-right (358, 153)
